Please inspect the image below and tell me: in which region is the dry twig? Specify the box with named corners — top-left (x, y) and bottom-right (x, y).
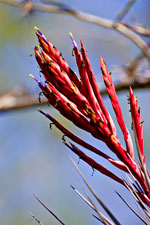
top-left (0, 0), bottom-right (150, 60)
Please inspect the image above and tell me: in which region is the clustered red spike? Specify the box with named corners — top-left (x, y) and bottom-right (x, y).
top-left (80, 40), bottom-right (116, 136)
top-left (36, 28), bottom-right (82, 92)
top-left (100, 56), bottom-right (134, 160)
top-left (31, 28), bottom-right (150, 206)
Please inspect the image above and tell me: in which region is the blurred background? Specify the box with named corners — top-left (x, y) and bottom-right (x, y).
top-left (0, 0), bottom-right (150, 224)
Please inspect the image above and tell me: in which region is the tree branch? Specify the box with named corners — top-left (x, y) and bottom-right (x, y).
top-left (0, 0), bottom-right (150, 60)
top-left (122, 23), bottom-right (150, 37)
top-left (115, 0), bottom-right (137, 22)
top-left (1, 77), bottom-right (150, 113)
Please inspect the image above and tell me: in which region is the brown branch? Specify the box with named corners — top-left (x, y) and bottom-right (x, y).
top-left (122, 23), bottom-right (150, 37)
top-left (0, 86), bottom-right (45, 112)
top-left (114, 0), bottom-right (150, 37)
top-left (115, 0), bottom-right (137, 22)
top-left (1, 77), bottom-right (150, 113)
top-left (122, 42), bottom-right (150, 79)
top-left (0, 0), bottom-right (150, 60)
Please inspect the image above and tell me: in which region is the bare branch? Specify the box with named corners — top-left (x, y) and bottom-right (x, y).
top-left (114, 0), bottom-right (150, 37)
top-left (0, 86), bottom-right (44, 113)
top-left (122, 23), bottom-right (150, 37)
top-left (1, 76), bottom-right (150, 113)
top-left (0, 0), bottom-right (150, 60)
top-left (115, 0), bottom-right (137, 21)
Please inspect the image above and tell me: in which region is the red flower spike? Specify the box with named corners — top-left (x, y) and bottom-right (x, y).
top-left (32, 29), bottom-right (150, 206)
top-left (35, 54), bottom-right (90, 119)
top-left (35, 46), bottom-right (102, 124)
top-left (100, 56), bottom-right (134, 160)
top-left (129, 86), bottom-right (144, 163)
top-left (80, 40), bottom-right (116, 136)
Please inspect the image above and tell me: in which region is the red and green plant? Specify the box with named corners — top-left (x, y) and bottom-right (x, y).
top-left (30, 27), bottom-right (150, 224)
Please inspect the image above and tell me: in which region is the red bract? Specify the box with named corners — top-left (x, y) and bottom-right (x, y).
top-left (31, 27), bottom-right (150, 207)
